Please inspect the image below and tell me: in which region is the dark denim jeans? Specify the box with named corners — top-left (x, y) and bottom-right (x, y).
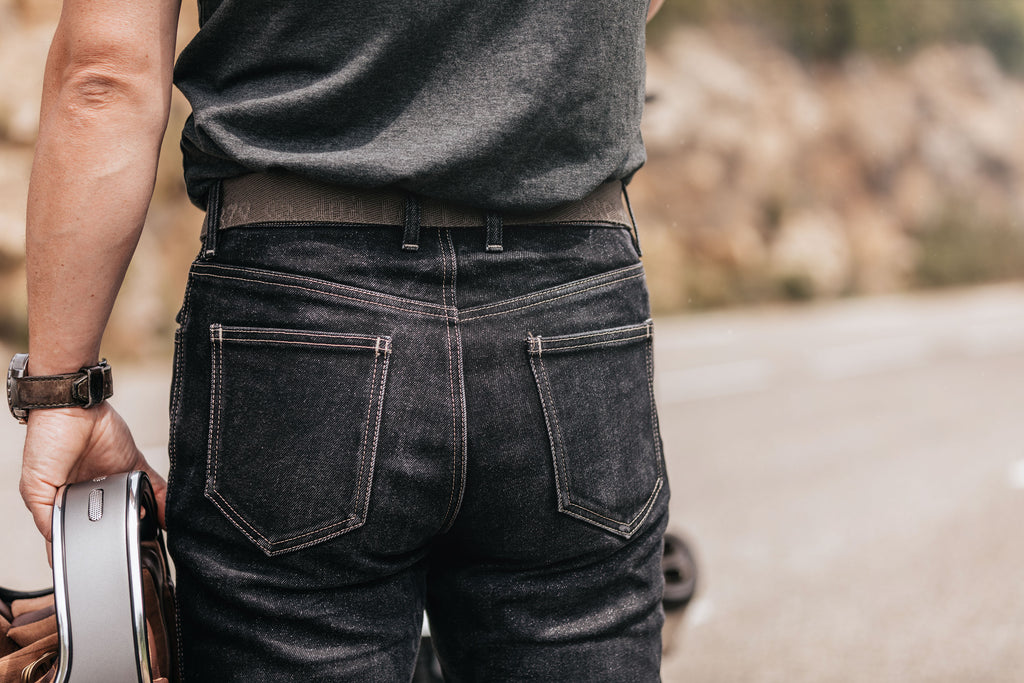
top-left (166, 221), bottom-right (669, 681)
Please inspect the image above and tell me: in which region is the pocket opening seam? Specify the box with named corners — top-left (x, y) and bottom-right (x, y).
top-left (527, 320), bottom-right (653, 355)
top-left (534, 333), bottom-right (651, 354)
top-left (217, 338), bottom-right (384, 352)
top-left (533, 319), bottom-right (652, 344)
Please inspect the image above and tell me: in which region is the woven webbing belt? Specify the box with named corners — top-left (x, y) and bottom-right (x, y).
top-left (209, 173), bottom-right (633, 232)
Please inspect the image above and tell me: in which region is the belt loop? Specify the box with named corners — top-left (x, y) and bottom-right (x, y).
top-left (402, 193), bottom-right (421, 251)
top-left (621, 180), bottom-right (642, 257)
top-left (485, 212), bottom-right (503, 253)
top-left (199, 181), bottom-right (222, 260)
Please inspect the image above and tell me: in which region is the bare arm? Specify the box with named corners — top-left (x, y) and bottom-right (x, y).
top-left (20, 0), bottom-right (181, 539)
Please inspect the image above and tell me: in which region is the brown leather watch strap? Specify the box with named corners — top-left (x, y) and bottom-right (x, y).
top-left (15, 362), bottom-right (113, 410)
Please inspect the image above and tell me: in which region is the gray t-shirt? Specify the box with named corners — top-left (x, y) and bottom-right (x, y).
top-left (174, 0), bottom-right (648, 212)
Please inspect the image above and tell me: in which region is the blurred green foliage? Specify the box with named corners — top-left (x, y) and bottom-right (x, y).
top-left (651, 0), bottom-right (1024, 72)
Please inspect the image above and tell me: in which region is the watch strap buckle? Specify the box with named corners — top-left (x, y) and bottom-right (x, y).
top-left (72, 360), bottom-right (113, 408)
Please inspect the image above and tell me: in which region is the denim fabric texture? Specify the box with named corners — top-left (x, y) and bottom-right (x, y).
top-left (166, 219), bottom-right (669, 681)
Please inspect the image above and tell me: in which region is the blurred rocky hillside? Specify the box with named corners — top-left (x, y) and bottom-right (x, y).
top-left (2, 1), bottom-right (1024, 356)
top-left (636, 24), bottom-right (1024, 309)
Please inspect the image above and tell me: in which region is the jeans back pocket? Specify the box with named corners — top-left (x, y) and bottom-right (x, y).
top-left (206, 324), bottom-right (391, 555)
top-left (527, 319), bottom-right (665, 538)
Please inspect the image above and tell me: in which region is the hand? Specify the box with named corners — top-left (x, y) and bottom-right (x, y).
top-left (20, 403), bottom-right (168, 542)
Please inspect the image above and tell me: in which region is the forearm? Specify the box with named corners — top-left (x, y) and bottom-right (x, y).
top-left (26, 23), bottom-right (174, 375)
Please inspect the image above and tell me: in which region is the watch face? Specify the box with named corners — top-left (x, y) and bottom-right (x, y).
top-left (8, 353), bottom-right (29, 422)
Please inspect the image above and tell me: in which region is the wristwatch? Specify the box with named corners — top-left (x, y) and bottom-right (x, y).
top-left (7, 353), bottom-right (113, 424)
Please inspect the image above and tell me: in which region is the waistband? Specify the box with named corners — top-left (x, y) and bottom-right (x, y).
top-left (205, 173), bottom-right (634, 233)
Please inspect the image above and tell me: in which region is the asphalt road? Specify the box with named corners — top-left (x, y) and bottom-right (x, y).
top-left (3, 283), bottom-right (1024, 681)
top-left (656, 284), bottom-right (1024, 683)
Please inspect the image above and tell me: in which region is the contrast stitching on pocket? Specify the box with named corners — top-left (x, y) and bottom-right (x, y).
top-left (557, 484), bottom-right (663, 534)
top-left (550, 327), bottom-right (641, 342)
top-left (535, 334), bottom-right (650, 353)
top-left (529, 320), bottom-right (652, 346)
top-left (535, 354), bottom-right (659, 528)
top-left (461, 271), bottom-right (645, 322)
top-left (217, 339), bottom-right (381, 351)
top-left (645, 338), bottom-right (666, 483)
top-left (460, 263), bottom-right (643, 315)
top-left (567, 480), bottom-right (663, 527)
top-left (352, 352), bottom-right (381, 536)
top-left (210, 349), bottom-right (380, 548)
top-left (527, 321), bottom-right (665, 537)
top-left (205, 324), bottom-right (330, 548)
top-left (531, 355), bottom-right (571, 512)
top-left (217, 328), bottom-right (394, 354)
top-left (193, 270), bottom-right (452, 319)
top-left (195, 262), bottom-right (451, 310)
top-left (219, 328), bottom-right (387, 340)
top-left (363, 353), bottom-right (389, 518)
top-left (275, 352), bottom-right (390, 555)
top-left (203, 323), bottom-right (391, 554)
top-left (205, 324), bottom-right (222, 506)
top-left (210, 481), bottom-right (358, 545)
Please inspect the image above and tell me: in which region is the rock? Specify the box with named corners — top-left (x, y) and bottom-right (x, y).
top-left (640, 227), bottom-right (691, 313)
top-left (11, 0), bottom-right (61, 24)
top-left (636, 31), bottom-right (1024, 307)
top-left (845, 205), bottom-right (914, 293)
top-left (0, 145), bottom-right (31, 259)
top-left (769, 209), bottom-right (852, 297)
top-left (909, 46), bottom-right (1024, 185)
top-left (0, 23), bottom-right (51, 144)
top-left (892, 161), bottom-right (940, 229)
top-left (835, 56), bottom-right (918, 171)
